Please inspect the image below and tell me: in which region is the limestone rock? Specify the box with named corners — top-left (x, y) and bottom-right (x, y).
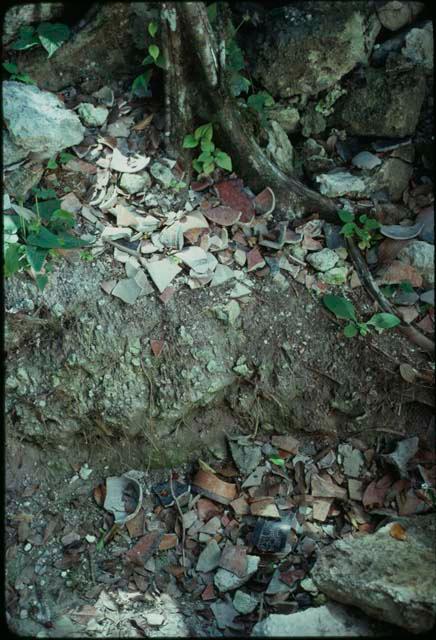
top-left (3, 162), bottom-right (44, 201)
top-left (311, 515), bottom-right (436, 633)
top-left (77, 103), bottom-right (109, 127)
top-left (268, 107), bottom-right (300, 133)
top-left (251, 3), bottom-right (380, 98)
top-left (376, 1), bottom-right (424, 32)
top-left (306, 249), bottom-right (339, 273)
top-left (334, 64), bottom-right (426, 137)
top-left (233, 591), bottom-right (258, 615)
top-left (214, 555), bottom-right (260, 593)
top-left (351, 151), bottom-right (382, 170)
top-left (3, 129), bottom-right (29, 166)
top-left (316, 171), bottom-right (366, 198)
top-left (265, 121), bottom-right (294, 175)
top-left (3, 81), bottom-right (85, 160)
top-left (397, 240), bottom-right (435, 286)
top-left (401, 21), bottom-right (433, 72)
top-left (119, 172), bottom-right (151, 194)
top-left (251, 602), bottom-right (382, 637)
top-left (365, 158), bottom-right (413, 202)
top-left (3, 3), bottom-right (64, 45)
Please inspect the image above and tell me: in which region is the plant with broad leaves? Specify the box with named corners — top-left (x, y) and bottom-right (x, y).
top-left (246, 91), bottom-right (275, 126)
top-left (338, 209), bottom-right (381, 250)
top-left (46, 151), bottom-right (75, 170)
top-left (322, 294), bottom-right (401, 338)
top-left (3, 61), bottom-right (35, 84)
top-left (131, 21), bottom-right (166, 97)
top-left (4, 188), bottom-right (91, 290)
top-left (183, 123), bottom-right (232, 176)
top-left (11, 22), bottom-right (70, 58)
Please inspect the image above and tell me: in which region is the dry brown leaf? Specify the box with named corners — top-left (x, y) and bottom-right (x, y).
top-left (133, 113), bottom-right (154, 131)
top-left (389, 522), bottom-right (407, 540)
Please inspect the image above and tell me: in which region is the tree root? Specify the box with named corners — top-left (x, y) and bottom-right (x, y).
top-left (346, 238), bottom-right (435, 356)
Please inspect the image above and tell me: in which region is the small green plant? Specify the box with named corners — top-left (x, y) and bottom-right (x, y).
top-left (323, 294), bottom-right (401, 338)
top-left (80, 250), bottom-right (94, 262)
top-left (46, 151), bottom-right (75, 170)
top-left (2, 61), bottom-right (35, 84)
top-left (338, 209), bottom-right (381, 250)
top-left (246, 91), bottom-right (275, 126)
top-left (269, 456), bottom-right (285, 468)
top-left (4, 188), bottom-right (91, 290)
top-left (183, 123), bottom-right (232, 175)
top-left (11, 22), bottom-right (70, 58)
top-left (131, 21), bottom-right (166, 97)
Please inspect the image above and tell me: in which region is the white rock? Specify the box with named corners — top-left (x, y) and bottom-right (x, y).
top-left (77, 103), bottom-right (108, 127)
top-left (210, 264), bottom-right (235, 287)
top-left (145, 257), bottom-right (182, 292)
top-left (306, 248), bottom-right (339, 272)
top-left (119, 172), bottom-right (151, 194)
top-left (316, 171), bottom-right (366, 197)
top-left (351, 151), bottom-right (382, 170)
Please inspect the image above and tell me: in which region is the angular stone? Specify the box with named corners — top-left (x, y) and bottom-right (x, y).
top-left (111, 278), bottom-right (142, 305)
top-left (271, 435), bottom-right (299, 454)
top-left (3, 81), bottom-right (85, 160)
top-left (119, 172), bottom-right (151, 194)
top-left (228, 439), bottom-right (262, 475)
top-left (402, 21), bottom-right (433, 72)
top-left (335, 65), bottom-right (426, 137)
top-left (252, 602), bottom-right (380, 637)
top-left (77, 103), bottom-right (109, 127)
top-left (4, 162), bottom-right (44, 201)
top-left (150, 162), bottom-right (174, 187)
top-left (219, 542), bottom-right (248, 578)
top-left (397, 241), bottom-right (434, 287)
top-left (311, 515), bottom-right (436, 633)
top-left (306, 248), bottom-right (339, 272)
top-left (196, 539), bottom-right (221, 573)
top-left (3, 129), bottom-right (29, 166)
top-left (365, 158), bottom-right (413, 202)
top-left (214, 555), bottom-right (260, 593)
top-left (210, 264), bottom-right (235, 287)
top-left (266, 120), bottom-right (294, 174)
top-left (376, 1), bottom-right (424, 32)
top-left (268, 107), bottom-right (300, 133)
top-left (311, 474), bottom-right (347, 500)
top-left (338, 443), bottom-right (365, 478)
top-left (316, 172), bottom-right (366, 198)
top-left (351, 151), bottom-right (382, 170)
top-left (233, 590), bottom-right (258, 615)
top-left (145, 258), bottom-right (182, 293)
top-left (319, 266), bottom-right (348, 285)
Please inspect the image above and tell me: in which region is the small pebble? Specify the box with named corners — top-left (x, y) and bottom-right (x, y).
top-left (24, 543), bottom-right (32, 552)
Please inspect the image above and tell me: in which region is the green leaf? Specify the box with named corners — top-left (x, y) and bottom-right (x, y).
top-left (214, 150), bottom-right (232, 171)
top-left (26, 227), bottom-right (65, 248)
top-left (32, 198), bottom-right (61, 221)
top-left (32, 187), bottom-right (57, 200)
top-left (25, 246), bottom-right (48, 273)
top-left (358, 323), bottom-right (370, 336)
top-left (49, 209), bottom-right (75, 229)
top-left (37, 22), bottom-right (70, 58)
top-left (225, 39), bottom-right (245, 72)
top-left (363, 218), bottom-right (380, 231)
top-left (182, 134), bottom-right (199, 149)
top-left (13, 72), bottom-right (36, 84)
top-left (338, 209), bottom-right (354, 223)
top-left (10, 26), bottom-right (40, 51)
top-left (148, 21), bottom-right (158, 37)
top-left (201, 139), bottom-right (215, 152)
top-left (59, 151), bottom-right (75, 164)
top-left (269, 456), bottom-right (285, 467)
top-left (131, 69), bottom-right (152, 97)
top-left (198, 151), bottom-right (213, 163)
top-left (247, 93), bottom-right (266, 113)
top-left (194, 123), bottom-right (213, 141)
top-left (367, 313), bottom-right (401, 332)
top-left (3, 61), bottom-right (19, 74)
top-left (192, 159), bottom-right (203, 173)
top-left (229, 73), bottom-right (251, 97)
top-left (47, 157), bottom-right (58, 169)
top-left (207, 2), bottom-right (218, 23)
top-left (148, 44), bottom-right (159, 61)
top-left (399, 280), bottom-right (414, 293)
top-left (155, 53), bottom-right (167, 70)
top-left (344, 323), bottom-right (358, 338)
top-left (322, 294), bottom-right (357, 321)
top-left (359, 214), bottom-right (368, 224)
top-left (142, 54), bottom-right (154, 66)
top-left (340, 222), bottom-right (357, 237)
top-left (203, 161), bottom-right (216, 175)
top-left (35, 273), bottom-right (49, 290)
top-left (4, 243), bottom-right (24, 276)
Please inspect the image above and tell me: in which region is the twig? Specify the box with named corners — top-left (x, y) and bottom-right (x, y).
top-left (103, 238), bottom-right (140, 257)
top-left (169, 471), bottom-right (187, 576)
top-left (88, 548), bottom-right (96, 584)
top-left (346, 237), bottom-right (435, 356)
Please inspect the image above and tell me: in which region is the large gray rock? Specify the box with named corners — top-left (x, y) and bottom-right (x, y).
top-left (3, 130), bottom-right (29, 167)
top-left (334, 63), bottom-right (427, 137)
top-left (251, 3), bottom-right (380, 98)
top-left (401, 21), bottom-right (433, 72)
top-left (251, 602), bottom-right (383, 636)
top-left (3, 81), bottom-right (85, 160)
top-left (397, 240), bottom-right (435, 286)
top-left (15, 4), bottom-right (154, 93)
top-left (268, 107), bottom-right (300, 134)
top-left (376, 1), bottom-right (424, 32)
top-left (365, 158), bottom-right (413, 202)
top-left (311, 515), bottom-right (436, 633)
top-left (316, 171), bottom-right (366, 198)
top-left (3, 3), bottom-right (64, 45)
